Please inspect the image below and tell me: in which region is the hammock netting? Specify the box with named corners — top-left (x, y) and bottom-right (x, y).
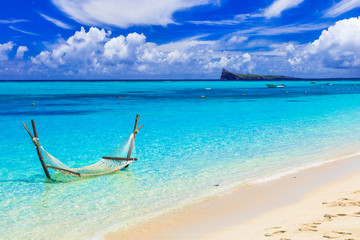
top-left (39, 133), bottom-right (137, 177)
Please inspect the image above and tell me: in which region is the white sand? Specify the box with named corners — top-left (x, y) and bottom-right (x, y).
top-left (200, 171), bottom-right (360, 240)
top-left (106, 154), bottom-right (360, 240)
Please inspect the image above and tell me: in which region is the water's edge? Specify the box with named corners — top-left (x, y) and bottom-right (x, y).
top-left (104, 149), bottom-right (360, 240)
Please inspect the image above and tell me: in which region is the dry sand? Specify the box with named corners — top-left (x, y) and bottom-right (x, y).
top-left (106, 154), bottom-right (360, 240)
top-left (200, 170), bottom-right (360, 240)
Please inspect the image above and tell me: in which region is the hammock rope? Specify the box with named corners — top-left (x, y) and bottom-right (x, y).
top-left (22, 115), bottom-right (143, 178)
top-left (40, 134), bottom-right (136, 177)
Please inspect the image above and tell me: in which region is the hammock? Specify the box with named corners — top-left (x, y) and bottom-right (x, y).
top-left (22, 115), bottom-right (143, 178)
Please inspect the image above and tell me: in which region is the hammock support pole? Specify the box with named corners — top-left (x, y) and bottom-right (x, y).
top-left (126, 115), bottom-right (144, 168)
top-left (22, 120), bottom-right (51, 179)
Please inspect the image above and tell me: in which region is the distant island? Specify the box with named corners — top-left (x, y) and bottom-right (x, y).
top-left (220, 69), bottom-right (300, 80)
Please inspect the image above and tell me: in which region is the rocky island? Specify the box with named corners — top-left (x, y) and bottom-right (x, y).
top-left (221, 69), bottom-right (299, 80)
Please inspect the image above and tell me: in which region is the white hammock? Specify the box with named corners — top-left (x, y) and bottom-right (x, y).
top-left (40, 134), bottom-right (137, 177)
top-left (23, 115), bottom-right (143, 178)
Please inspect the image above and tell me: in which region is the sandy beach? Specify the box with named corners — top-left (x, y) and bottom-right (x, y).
top-left (200, 165), bottom-right (360, 240)
top-left (106, 154), bottom-right (360, 240)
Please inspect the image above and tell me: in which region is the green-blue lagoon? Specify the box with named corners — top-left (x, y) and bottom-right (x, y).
top-left (1, 80), bottom-right (360, 239)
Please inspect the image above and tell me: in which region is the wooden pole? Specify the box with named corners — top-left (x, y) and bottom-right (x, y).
top-left (22, 122), bottom-right (34, 139)
top-left (133, 114), bottom-right (139, 132)
top-left (126, 115), bottom-right (139, 158)
top-left (30, 120), bottom-right (51, 179)
top-left (126, 115), bottom-right (141, 168)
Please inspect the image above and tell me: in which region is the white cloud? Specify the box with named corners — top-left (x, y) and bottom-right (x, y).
top-left (166, 50), bottom-right (182, 64)
top-left (15, 46), bottom-right (29, 59)
top-left (0, 42), bottom-right (15, 61)
top-left (9, 26), bottom-right (40, 36)
top-left (30, 27), bottom-right (256, 78)
top-left (287, 17), bottom-right (360, 70)
top-left (307, 17), bottom-right (360, 68)
top-left (156, 35), bottom-right (216, 52)
top-left (32, 27), bottom-right (163, 75)
top-left (188, 14), bottom-right (251, 26)
top-left (51, 0), bottom-right (216, 28)
top-left (234, 23), bottom-right (329, 36)
top-left (205, 53), bottom-right (254, 73)
top-left (23, 18), bottom-right (360, 79)
top-left (0, 19), bottom-right (28, 24)
top-left (242, 53), bottom-right (251, 62)
top-left (187, 0), bottom-right (305, 26)
top-left (103, 33), bottom-right (146, 63)
top-left (32, 27), bottom-right (108, 69)
top-left (39, 13), bottom-right (72, 29)
top-left (323, 0), bottom-right (360, 18)
top-left (216, 33), bottom-right (249, 50)
top-left (263, 0), bottom-right (304, 18)
top-left (226, 35), bottom-right (248, 44)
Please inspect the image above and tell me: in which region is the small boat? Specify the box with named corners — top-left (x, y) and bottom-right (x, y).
top-left (204, 88), bottom-right (211, 90)
top-left (326, 83), bottom-right (333, 86)
top-left (311, 81), bottom-right (316, 84)
top-left (266, 84), bottom-right (285, 88)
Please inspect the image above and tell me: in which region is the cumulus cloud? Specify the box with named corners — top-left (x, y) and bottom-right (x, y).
top-left (19, 17), bottom-right (360, 79)
top-left (30, 27), bottom-right (256, 78)
top-left (51, 0), bottom-right (216, 28)
top-left (288, 17), bottom-right (360, 69)
top-left (31, 27), bottom-right (164, 75)
top-left (15, 46), bottom-right (29, 59)
top-left (323, 0), bottom-right (360, 18)
top-left (103, 33), bottom-right (146, 63)
top-left (32, 27), bottom-right (109, 70)
top-left (263, 0), bottom-right (304, 18)
top-left (0, 42), bottom-right (15, 61)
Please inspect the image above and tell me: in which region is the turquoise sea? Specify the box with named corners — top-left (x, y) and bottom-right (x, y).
top-left (1, 80), bottom-right (360, 239)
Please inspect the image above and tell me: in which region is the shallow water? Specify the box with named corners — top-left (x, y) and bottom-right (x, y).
top-left (1, 80), bottom-right (360, 239)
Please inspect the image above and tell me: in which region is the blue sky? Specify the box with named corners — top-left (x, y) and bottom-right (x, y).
top-left (1, 0), bottom-right (360, 79)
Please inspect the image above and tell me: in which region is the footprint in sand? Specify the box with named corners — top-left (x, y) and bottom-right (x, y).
top-left (322, 213), bottom-right (348, 222)
top-left (323, 231), bottom-right (352, 239)
top-left (264, 230), bottom-right (286, 237)
top-left (353, 211), bottom-right (360, 216)
top-left (323, 214), bottom-right (337, 221)
top-left (336, 213), bottom-right (347, 216)
top-left (264, 226), bottom-right (281, 230)
top-left (298, 224), bottom-right (318, 232)
top-left (332, 231), bottom-right (352, 235)
top-left (323, 198), bottom-right (360, 207)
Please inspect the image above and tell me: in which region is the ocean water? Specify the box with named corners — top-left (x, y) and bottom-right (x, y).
top-left (1, 80), bottom-right (360, 239)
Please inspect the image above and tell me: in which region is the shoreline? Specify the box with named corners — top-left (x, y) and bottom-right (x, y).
top-left (105, 152), bottom-right (360, 240)
top-left (200, 163), bottom-right (360, 239)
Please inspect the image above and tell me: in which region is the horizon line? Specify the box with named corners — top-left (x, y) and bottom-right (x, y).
top-left (1, 78), bottom-right (360, 82)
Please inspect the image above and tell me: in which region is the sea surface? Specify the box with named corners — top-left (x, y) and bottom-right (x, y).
top-left (1, 80), bottom-right (360, 239)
